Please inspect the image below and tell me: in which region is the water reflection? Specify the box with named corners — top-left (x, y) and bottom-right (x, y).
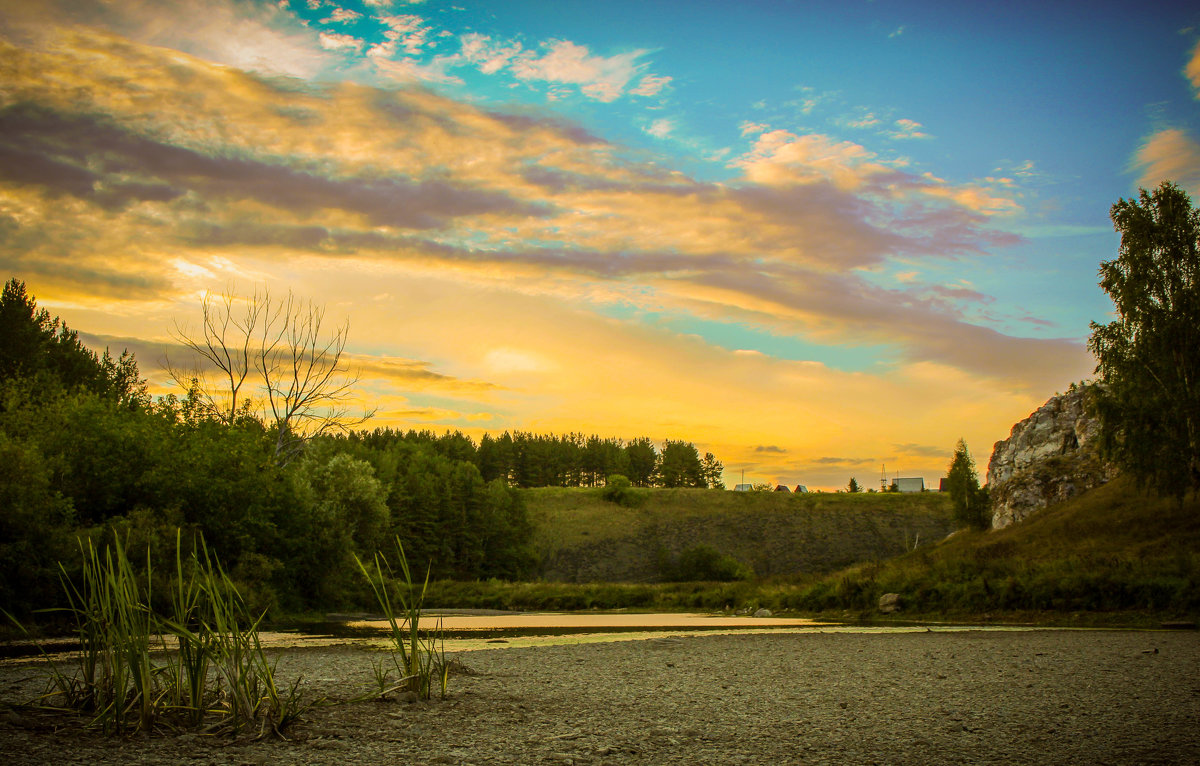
top-left (264, 612), bottom-right (1041, 653)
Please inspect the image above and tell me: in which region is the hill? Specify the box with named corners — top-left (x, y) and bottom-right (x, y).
top-left (523, 487), bottom-right (956, 582)
top-left (805, 475), bottom-right (1200, 619)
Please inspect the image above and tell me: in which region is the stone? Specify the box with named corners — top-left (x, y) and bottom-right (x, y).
top-left (986, 385), bottom-right (1117, 529)
top-left (878, 593), bottom-right (902, 614)
top-left (753, 608), bottom-right (773, 618)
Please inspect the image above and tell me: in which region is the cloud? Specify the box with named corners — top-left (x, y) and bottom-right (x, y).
top-left (755, 445), bottom-right (788, 453)
top-left (1188, 39), bottom-right (1200, 96)
top-left (810, 456), bottom-right (874, 465)
top-left (0, 0), bottom-right (335, 79)
top-left (319, 30), bottom-right (364, 52)
top-left (322, 7), bottom-right (361, 23)
top-left (509, 39), bottom-right (650, 102)
top-left (372, 54), bottom-right (464, 84)
top-left (889, 118), bottom-right (930, 140)
top-left (374, 13), bottom-right (431, 55)
top-left (630, 74), bottom-right (671, 97)
top-left (1132, 128), bottom-right (1200, 198)
top-left (645, 119), bottom-right (674, 138)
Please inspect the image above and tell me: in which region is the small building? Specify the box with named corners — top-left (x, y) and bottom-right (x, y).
top-left (893, 477), bottom-right (925, 493)
top-left (937, 478), bottom-right (949, 492)
top-left (733, 483), bottom-right (753, 492)
top-left (794, 485), bottom-right (809, 493)
top-left (774, 484), bottom-right (791, 492)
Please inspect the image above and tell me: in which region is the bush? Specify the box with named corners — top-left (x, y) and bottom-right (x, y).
top-left (602, 474), bottom-right (644, 508)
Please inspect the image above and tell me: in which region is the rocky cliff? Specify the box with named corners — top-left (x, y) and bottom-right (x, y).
top-left (986, 385), bottom-right (1116, 529)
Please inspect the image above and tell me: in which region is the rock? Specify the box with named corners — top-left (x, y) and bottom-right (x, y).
top-left (986, 385), bottom-right (1117, 529)
top-left (878, 593), bottom-right (902, 614)
top-left (753, 608), bottom-right (773, 618)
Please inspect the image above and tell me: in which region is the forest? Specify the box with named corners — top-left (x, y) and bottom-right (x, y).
top-left (0, 279), bottom-right (724, 620)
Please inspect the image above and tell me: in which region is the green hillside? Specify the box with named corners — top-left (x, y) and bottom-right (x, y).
top-left (523, 487), bottom-right (956, 582)
top-left (804, 476), bottom-right (1200, 620)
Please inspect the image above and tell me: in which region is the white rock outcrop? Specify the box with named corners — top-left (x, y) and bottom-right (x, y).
top-left (986, 385), bottom-right (1116, 529)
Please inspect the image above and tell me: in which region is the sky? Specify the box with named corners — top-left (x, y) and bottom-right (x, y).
top-left (2, 0), bottom-right (1199, 490)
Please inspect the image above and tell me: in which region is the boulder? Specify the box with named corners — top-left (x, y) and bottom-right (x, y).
top-left (878, 593), bottom-right (902, 614)
top-left (753, 608), bottom-right (773, 618)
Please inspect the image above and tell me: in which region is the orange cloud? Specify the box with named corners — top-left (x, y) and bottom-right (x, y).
top-left (1133, 128), bottom-right (1200, 198)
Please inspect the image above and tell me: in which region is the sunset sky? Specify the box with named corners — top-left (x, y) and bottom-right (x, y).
top-left (2, 0), bottom-right (1199, 490)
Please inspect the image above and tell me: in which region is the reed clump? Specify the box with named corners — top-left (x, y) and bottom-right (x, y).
top-left (355, 538), bottom-right (448, 701)
top-left (19, 531), bottom-right (304, 737)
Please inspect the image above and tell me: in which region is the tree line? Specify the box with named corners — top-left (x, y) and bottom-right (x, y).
top-left (350, 428), bottom-right (725, 490)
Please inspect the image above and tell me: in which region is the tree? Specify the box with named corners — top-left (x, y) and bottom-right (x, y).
top-left (1088, 181), bottom-right (1200, 502)
top-left (946, 439), bottom-right (988, 528)
top-left (624, 437), bottom-right (657, 487)
top-left (847, 477), bottom-right (861, 493)
top-left (0, 278), bottom-right (146, 406)
top-left (658, 440), bottom-right (704, 488)
top-left (171, 288), bottom-right (370, 463)
top-left (700, 452), bottom-right (725, 489)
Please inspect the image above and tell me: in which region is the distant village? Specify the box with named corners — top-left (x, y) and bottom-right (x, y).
top-left (733, 476), bottom-right (944, 494)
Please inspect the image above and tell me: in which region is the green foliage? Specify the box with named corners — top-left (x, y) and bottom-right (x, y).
top-left (658, 439), bottom-right (704, 488)
top-left (601, 474), bottom-right (644, 507)
top-left (783, 476), bottom-right (1200, 618)
top-left (0, 278), bottom-right (147, 406)
top-left (701, 452), bottom-right (725, 489)
top-left (847, 477), bottom-right (861, 493)
top-left (946, 439), bottom-right (989, 529)
top-left (664, 544), bottom-right (753, 582)
top-left (1088, 181), bottom-right (1200, 502)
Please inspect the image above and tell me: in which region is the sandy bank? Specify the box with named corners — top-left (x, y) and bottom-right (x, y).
top-left (1, 629), bottom-right (1197, 764)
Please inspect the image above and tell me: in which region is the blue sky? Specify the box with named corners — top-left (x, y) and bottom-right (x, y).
top-left (2, 0), bottom-right (1199, 487)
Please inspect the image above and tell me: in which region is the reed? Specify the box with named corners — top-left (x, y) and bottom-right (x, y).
top-left (15, 530), bottom-right (303, 737)
top-left (355, 538), bottom-right (448, 700)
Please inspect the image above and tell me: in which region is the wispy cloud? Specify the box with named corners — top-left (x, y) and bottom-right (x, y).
top-left (1187, 38), bottom-right (1200, 96)
top-left (644, 118), bottom-right (674, 138)
top-left (322, 7), bottom-right (361, 24)
top-left (630, 74), bottom-right (672, 97)
top-left (889, 118), bottom-right (931, 140)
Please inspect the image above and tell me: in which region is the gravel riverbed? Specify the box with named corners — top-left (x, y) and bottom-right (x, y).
top-left (2, 628), bottom-right (1198, 764)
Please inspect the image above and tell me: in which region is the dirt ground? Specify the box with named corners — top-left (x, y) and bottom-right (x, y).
top-left (2, 628), bottom-right (1198, 765)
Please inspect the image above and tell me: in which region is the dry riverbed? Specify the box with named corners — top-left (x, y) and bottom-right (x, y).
top-left (2, 629), bottom-right (1198, 764)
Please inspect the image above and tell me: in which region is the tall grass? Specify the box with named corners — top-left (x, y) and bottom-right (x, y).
top-left (19, 531), bottom-right (304, 736)
top-left (355, 538), bottom-right (448, 700)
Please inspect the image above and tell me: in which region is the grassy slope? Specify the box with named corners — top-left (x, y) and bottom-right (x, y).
top-left (806, 476), bottom-right (1200, 621)
top-left (523, 487), bottom-right (955, 582)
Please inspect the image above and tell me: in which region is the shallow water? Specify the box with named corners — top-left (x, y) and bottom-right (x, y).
top-left (263, 611), bottom-right (1047, 653)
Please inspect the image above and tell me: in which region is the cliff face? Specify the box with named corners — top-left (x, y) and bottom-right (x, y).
top-left (986, 385), bottom-right (1116, 529)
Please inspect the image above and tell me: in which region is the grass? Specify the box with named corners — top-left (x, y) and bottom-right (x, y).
top-left (355, 538), bottom-right (448, 701)
top-left (418, 479), bottom-right (1198, 625)
top-left (775, 476), bottom-right (1200, 621)
top-left (524, 487), bottom-right (955, 582)
top-left (13, 531), bottom-right (305, 737)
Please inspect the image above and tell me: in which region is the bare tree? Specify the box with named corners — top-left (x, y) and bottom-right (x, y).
top-left (169, 288), bottom-right (371, 462)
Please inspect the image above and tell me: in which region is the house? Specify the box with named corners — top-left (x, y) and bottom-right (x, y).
top-left (774, 484), bottom-right (791, 492)
top-left (733, 483), bottom-right (753, 492)
top-left (938, 478), bottom-right (949, 492)
top-left (794, 485), bottom-right (808, 493)
top-left (893, 477), bottom-right (925, 493)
